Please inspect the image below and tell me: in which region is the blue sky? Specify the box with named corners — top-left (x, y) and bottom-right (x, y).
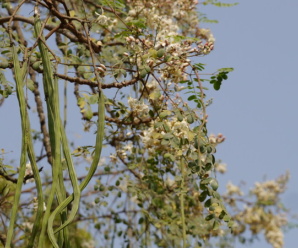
top-left (1, 1), bottom-right (297, 247)
top-left (200, 0), bottom-right (298, 246)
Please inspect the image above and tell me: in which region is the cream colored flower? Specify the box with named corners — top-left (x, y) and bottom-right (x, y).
top-left (215, 163), bottom-right (227, 174)
top-left (95, 10), bottom-right (110, 25)
top-left (109, 154), bottom-right (118, 164)
top-left (32, 197), bottom-right (46, 212)
top-left (128, 97), bottom-right (149, 116)
top-left (24, 162), bottom-right (35, 183)
top-left (226, 182), bottom-right (243, 196)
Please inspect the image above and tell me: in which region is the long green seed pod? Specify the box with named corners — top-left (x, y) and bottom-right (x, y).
top-left (6, 44), bottom-right (44, 247)
top-left (5, 45), bottom-right (28, 248)
top-left (52, 91), bottom-right (105, 235)
top-left (27, 138), bottom-right (44, 248)
top-left (47, 121), bottom-right (81, 247)
top-left (33, 8), bottom-right (67, 246)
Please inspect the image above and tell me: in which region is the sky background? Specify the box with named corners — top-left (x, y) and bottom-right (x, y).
top-left (199, 0), bottom-right (298, 247)
top-left (0, 0), bottom-right (298, 247)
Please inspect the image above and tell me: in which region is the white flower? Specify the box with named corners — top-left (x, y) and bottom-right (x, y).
top-left (265, 226), bottom-right (284, 248)
top-left (215, 163), bottom-right (227, 174)
top-left (117, 149), bottom-right (127, 159)
top-left (199, 28), bottom-right (216, 43)
top-left (24, 162), bottom-right (35, 183)
top-left (165, 178), bottom-right (176, 187)
top-left (123, 142), bottom-right (133, 153)
top-left (109, 154), bottom-right (118, 164)
top-left (251, 179), bottom-right (285, 203)
top-left (128, 97), bottom-right (149, 116)
top-left (32, 197), bottom-right (46, 212)
top-left (82, 239), bottom-right (95, 248)
top-left (226, 182), bottom-right (243, 196)
top-left (97, 157), bottom-right (106, 166)
top-left (209, 134), bottom-right (217, 144)
top-left (25, 161), bottom-right (33, 175)
top-left (118, 178), bottom-right (128, 192)
top-left (95, 10), bottom-right (110, 25)
top-left (22, 222), bottom-right (33, 232)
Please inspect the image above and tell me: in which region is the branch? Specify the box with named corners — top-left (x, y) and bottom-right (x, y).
top-left (0, 167), bottom-right (43, 184)
top-left (103, 116), bottom-right (152, 126)
top-left (0, 15), bottom-right (101, 53)
top-left (55, 73), bottom-right (139, 89)
top-left (6, 5), bottom-right (27, 47)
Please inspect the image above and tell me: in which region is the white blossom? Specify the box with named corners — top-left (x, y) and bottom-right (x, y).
top-left (32, 197), bottom-right (46, 212)
top-left (128, 97), bottom-right (149, 116)
top-left (109, 154), bottom-right (118, 164)
top-left (94, 10), bottom-right (110, 25)
top-left (226, 182), bottom-right (243, 196)
top-left (24, 162), bottom-right (34, 183)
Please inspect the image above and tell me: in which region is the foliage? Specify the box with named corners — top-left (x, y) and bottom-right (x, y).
top-left (201, 0), bottom-right (238, 7)
top-left (0, 1), bottom-right (292, 248)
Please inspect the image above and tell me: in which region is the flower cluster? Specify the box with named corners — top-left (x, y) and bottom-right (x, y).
top-left (226, 182), bottom-right (243, 196)
top-left (237, 206), bottom-right (287, 248)
top-left (214, 162), bottom-right (227, 174)
top-left (128, 97), bottom-right (149, 117)
top-left (141, 117), bottom-right (193, 155)
top-left (251, 173), bottom-right (289, 204)
top-left (223, 173), bottom-right (290, 248)
top-left (209, 133), bottom-right (226, 145)
top-left (197, 28), bottom-right (215, 54)
top-left (122, 0), bottom-right (216, 85)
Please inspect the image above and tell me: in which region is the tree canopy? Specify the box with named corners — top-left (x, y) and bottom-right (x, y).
top-left (0, 1), bottom-right (292, 248)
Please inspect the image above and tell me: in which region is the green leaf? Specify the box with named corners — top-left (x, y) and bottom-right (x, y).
top-left (210, 178), bottom-right (219, 191)
top-left (201, 178), bottom-right (212, 185)
top-left (159, 110), bottom-right (172, 119)
top-left (193, 63), bottom-right (205, 71)
top-left (212, 220), bottom-right (220, 230)
top-left (223, 214), bottom-right (231, 222)
top-left (127, 19), bottom-right (147, 29)
top-left (205, 214), bottom-right (215, 221)
top-left (205, 163), bottom-right (212, 171)
top-left (139, 69), bottom-right (148, 78)
top-left (187, 95), bottom-right (197, 101)
top-left (89, 94), bottom-right (99, 104)
top-left (218, 210), bottom-right (226, 220)
top-left (157, 48), bottom-right (165, 58)
top-left (204, 198), bottom-right (211, 207)
top-left (217, 67), bottom-right (234, 72)
top-left (0, 59), bottom-right (9, 68)
top-left (164, 153), bottom-right (175, 161)
top-left (163, 133), bottom-right (173, 140)
top-left (221, 73), bottom-right (228, 80)
top-left (228, 220), bottom-right (235, 228)
top-left (84, 106), bottom-right (93, 120)
top-left (187, 115), bottom-right (194, 124)
top-left (199, 191), bottom-right (208, 202)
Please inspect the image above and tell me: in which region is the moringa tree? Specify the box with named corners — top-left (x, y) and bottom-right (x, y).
top-left (0, 1), bottom-right (291, 248)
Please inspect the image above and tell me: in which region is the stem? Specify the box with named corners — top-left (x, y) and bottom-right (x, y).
top-left (180, 159), bottom-right (187, 248)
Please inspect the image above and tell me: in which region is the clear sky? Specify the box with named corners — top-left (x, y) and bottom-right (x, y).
top-left (0, 1), bottom-right (297, 247)
top-left (200, 0), bottom-right (298, 247)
